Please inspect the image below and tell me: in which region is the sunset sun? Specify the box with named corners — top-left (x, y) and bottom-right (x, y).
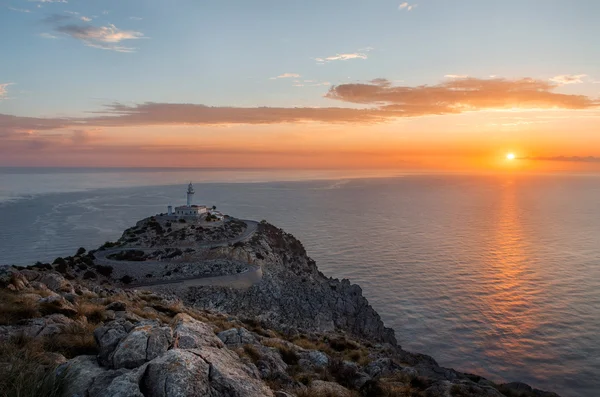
top-left (506, 153), bottom-right (516, 160)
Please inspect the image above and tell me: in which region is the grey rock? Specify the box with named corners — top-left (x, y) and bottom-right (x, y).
top-left (141, 349), bottom-right (211, 397)
top-left (110, 324), bottom-right (172, 369)
top-left (305, 350), bottom-right (329, 368)
top-left (173, 313), bottom-right (224, 349)
top-left (39, 272), bottom-right (71, 292)
top-left (364, 357), bottom-right (402, 378)
top-left (38, 295), bottom-right (78, 316)
top-left (58, 355), bottom-right (106, 397)
top-left (217, 327), bottom-right (257, 347)
top-left (94, 320), bottom-right (135, 367)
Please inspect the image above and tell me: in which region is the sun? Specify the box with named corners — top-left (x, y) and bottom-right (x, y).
top-left (506, 153), bottom-right (516, 160)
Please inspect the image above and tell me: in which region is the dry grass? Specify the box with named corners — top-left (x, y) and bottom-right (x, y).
top-left (75, 302), bottom-right (107, 324)
top-left (0, 290), bottom-right (40, 325)
top-left (0, 337), bottom-right (67, 397)
top-left (43, 322), bottom-right (98, 359)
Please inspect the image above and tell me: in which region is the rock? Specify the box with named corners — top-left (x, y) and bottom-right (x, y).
top-left (106, 301), bottom-right (127, 311)
top-left (254, 346), bottom-right (288, 380)
top-left (38, 295), bottom-right (78, 317)
top-left (352, 371), bottom-right (372, 389)
top-left (58, 355), bottom-right (107, 397)
top-left (38, 272), bottom-right (71, 292)
top-left (141, 349), bottom-right (211, 397)
top-left (172, 313), bottom-right (224, 349)
top-left (217, 327), bottom-right (257, 347)
top-left (305, 350), bottom-right (329, 368)
top-left (94, 320), bottom-right (135, 367)
top-left (10, 272), bottom-right (29, 290)
top-left (309, 380), bottom-right (353, 397)
top-left (88, 367), bottom-right (146, 397)
top-left (110, 323), bottom-right (172, 369)
top-left (188, 347), bottom-right (273, 396)
top-left (364, 357), bottom-right (402, 378)
top-left (62, 293), bottom-right (78, 304)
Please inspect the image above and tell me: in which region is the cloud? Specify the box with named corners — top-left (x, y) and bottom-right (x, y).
top-left (55, 23), bottom-right (145, 52)
top-left (445, 74), bottom-right (469, 79)
top-left (325, 77), bottom-right (598, 115)
top-left (315, 52), bottom-right (368, 63)
top-left (0, 77), bottom-right (598, 139)
top-left (549, 74), bottom-right (587, 85)
top-left (370, 78), bottom-right (392, 87)
top-left (129, 17), bottom-right (143, 21)
top-left (29, 0), bottom-right (67, 3)
top-left (399, 2), bottom-right (417, 11)
top-left (521, 156), bottom-right (600, 162)
top-left (0, 83), bottom-right (14, 99)
top-left (80, 16), bottom-right (92, 22)
top-left (8, 7), bottom-right (31, 13)
top-left (270, 73), bottom-right (301, 80)
top-left (39, 32), bottom-right (58, 39)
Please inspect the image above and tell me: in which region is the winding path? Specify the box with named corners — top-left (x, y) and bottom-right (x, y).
top-left (94, 219), bottom-right (261, 289)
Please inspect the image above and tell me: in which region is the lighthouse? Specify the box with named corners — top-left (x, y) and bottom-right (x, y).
top-left (187, 182), bottom-right (195, 206)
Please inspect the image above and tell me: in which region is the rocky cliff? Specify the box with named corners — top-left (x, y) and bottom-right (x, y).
top-left (0, 216), bottom-right (563, 397)
top-left (177, 222), bottom-right (397, 345)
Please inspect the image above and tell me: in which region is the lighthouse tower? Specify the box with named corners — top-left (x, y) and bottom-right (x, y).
top-left (187, 182), bottom-right (195, 206)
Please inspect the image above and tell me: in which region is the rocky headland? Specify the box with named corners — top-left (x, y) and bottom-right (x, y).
top-left (0, 215), bottom-right (561, 397)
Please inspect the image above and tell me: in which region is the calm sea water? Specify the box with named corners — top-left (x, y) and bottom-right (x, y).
top-left (0, 168), bottom-right (599, 396)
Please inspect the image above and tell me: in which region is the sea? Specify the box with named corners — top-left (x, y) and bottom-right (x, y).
top-left (0, 167), bottom-right (599, 397)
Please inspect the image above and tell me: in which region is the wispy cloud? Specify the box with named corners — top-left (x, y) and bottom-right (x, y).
top-left (129, 16), bottom-right (143, 21)
top-left (445, 74), bottom-right (469, 79)
top-left (520, 156), bottom-right (600, 163)
top-left (549, 74), bottom-right (587, 85)
top-left (80, 16), bottom-right (92, 22)
top-left (292, 80), bottom-right (331, 87)
top-left (39, 32), bottom-right (58, 39)
top-left (315, 52), bottom-right (368, 64)
top-left (0, 83), bottom-right (14, 99)
top-left (8, 7), bottom-right (31, 13)
top-left (399, 2), bottom-right (417, 11)
top-left (30, 0), bottom-right (67, 3)
top-left (270, 73), bottom-right (301, 80)
top-left (54, 23), bottom-right (145, 52)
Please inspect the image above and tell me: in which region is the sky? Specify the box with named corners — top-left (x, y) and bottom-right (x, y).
top-left (1, 0), bottom-right (600, 172)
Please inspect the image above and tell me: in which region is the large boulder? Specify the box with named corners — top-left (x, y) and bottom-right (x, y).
top-left (58, 355), bottom-right (107, 397)
top-left (172, 313), bottom-right (223, 349)
top-left (94, 319), bottom-right (135, 367)
top-left (111, 323), bottom-right (172, 369)
top-left (141, 349), bottom-right (211, 396)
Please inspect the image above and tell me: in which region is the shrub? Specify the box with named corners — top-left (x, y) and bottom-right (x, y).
top-left (82, 271), bottom-right (97, 280)
top-left (95, 265), bottom-right (113, 277)
top-left (75, 247), bottom-right (86, 256)
top-left (120, 275), bottom-right (134, 284)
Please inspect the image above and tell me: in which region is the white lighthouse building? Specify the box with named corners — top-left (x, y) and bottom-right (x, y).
top-left (170, 183), bottom-right (207, 217)
top-left (186, 182), bottom-right (194, 206)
